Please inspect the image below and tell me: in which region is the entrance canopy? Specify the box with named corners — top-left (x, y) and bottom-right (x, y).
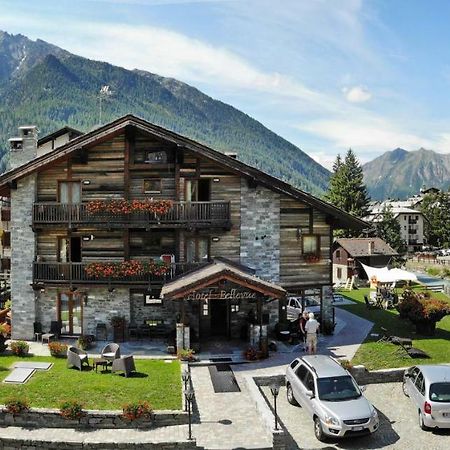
top-left (360, 263), bottom-right (418, 283)
top-left (161, 260), bottom-right (286, 300)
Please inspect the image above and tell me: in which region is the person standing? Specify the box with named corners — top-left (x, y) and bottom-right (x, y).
top-left (305, 312), bottom-right (320, 354)
top-left (299, 311), bottom-right (309, 351)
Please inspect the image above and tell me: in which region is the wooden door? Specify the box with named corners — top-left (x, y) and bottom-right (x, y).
top-left (210, 300), bottom-right (228, 337)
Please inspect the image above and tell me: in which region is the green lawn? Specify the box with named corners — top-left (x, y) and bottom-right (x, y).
top-left (338, 287), bottom-right (450, 370)
top-left (0, 355), bottom-right (182, 410)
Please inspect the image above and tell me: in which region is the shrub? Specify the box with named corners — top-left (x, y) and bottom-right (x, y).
top-left (10, 340), bottom-right (29, 356)
top-left (60, 400), bottom-right (85, 420)
top-left (0, 323), bottom-right (7, 335)
top-left (4, 299), bottom-right (11, 309)
top-left (122, 400), bottom-right (152, 421)
top-left (0, 324), bottom-right (7, 353)
top-left (77, 334), bottom-right (94, 350)
top-left (4, 397), bottom-right (29, 414)
top-left (177, 348), bottom-right (196, 361)
top-left (409, 298), bottom-right (450, 324)
top-left (339, 359), bottom-right (353, 370)
top-left (244, 346), bottom-right (258, 361)
top-left (48, 341), bottom-right (68, 358)
top-left (397, 290), bottom-right (421, 318)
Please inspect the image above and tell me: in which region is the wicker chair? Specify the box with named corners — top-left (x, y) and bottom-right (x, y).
top-left (67, 346), bottom-right (90, 371)
top-left (101, 343), bottom-right (121, 361)
top-left (112, 355), bottom-right (136, 377)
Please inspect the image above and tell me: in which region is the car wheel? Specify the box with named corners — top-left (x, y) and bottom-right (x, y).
top-left (402, 380), bottom-right (409, 397)
top-left (418, 411), bottom-right (429, 431)
top-left (286, 383), bottom-right (299, 406)
top-left (314, 417), bottom-right (327, 442)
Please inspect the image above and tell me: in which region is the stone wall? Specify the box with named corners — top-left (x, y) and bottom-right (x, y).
top-left (240, 180), bottom-right (280, 283)
top-left (0, 407), bottom-right (187, 430)
top-left (0, 441), bottom-right (200, 450)
top-left (36, 287), bottom-right (131, 340)
top-left (11, 174), bottom-right (37, 340)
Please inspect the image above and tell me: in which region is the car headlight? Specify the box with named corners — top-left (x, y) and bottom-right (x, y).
top-left (324, 414), bottom-right (339, 426)
top-left (371, 409), bottom-right (378, 419)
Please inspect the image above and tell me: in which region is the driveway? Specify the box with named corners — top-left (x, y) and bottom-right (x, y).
top-left (262, 382), bottom-right (450, 450)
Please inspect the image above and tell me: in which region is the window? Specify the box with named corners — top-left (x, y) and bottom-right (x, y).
top-left (302, 235), bottom-right (320, 255)
top-left (186, 236), bottom-right (210, 262)
top-left (415, 372), bottom-right (425, 395)
top-left (303, 372), bottom-right (315, 393)
top-left (337, 268), bottom-right (342, 279)
top-left (1, 231), bottom-right (10, 248)
top-left (231, 304), bottom-right (240, 313)
top-left (146, 319), bottom-right (163, 327)
top-left (143, 179), bottom-right (162, 194)
top-left (336, 250), bottom-right (341, 258)
top-left (290, 360), bottom-right (300, 370)
top-left (296, 364), bottom-right (308, 382)
top-left (145, 151), bottom-right (167, 163)
top-left (58, 181), bottom-right (81, 204)
top-left (202, 299), bottom-right (209, 316)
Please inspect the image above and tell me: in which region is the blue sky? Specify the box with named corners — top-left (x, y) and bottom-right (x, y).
top-left (1, 0), bottom-right (450, 168)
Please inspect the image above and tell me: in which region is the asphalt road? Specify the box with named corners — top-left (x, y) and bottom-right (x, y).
top-left (262, 382), bottom-right (450, 450)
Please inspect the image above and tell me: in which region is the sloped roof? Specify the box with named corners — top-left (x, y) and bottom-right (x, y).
top-left (0, 114), bottom-right (367, 230)
top-left (334, 238), bottom-right (398, 257)
top-left (38, 126), bottom-right (83, 146)
top-left (161, 259), bottom-right (286, 300)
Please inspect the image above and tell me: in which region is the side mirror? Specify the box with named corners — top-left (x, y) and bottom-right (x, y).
top-left (305, 389), bottom-right (315, 399)
top-left (360, 385), bottom-right (367, 392)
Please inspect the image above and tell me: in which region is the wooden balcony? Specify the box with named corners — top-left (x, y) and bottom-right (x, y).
top-left (33, 262), bottom-right (205, 286)
top-left (32, 201), bottom-right (231, 229)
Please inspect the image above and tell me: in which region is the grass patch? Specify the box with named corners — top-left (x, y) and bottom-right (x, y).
top-left (338, 287), bottom-right (450, 370)
top-left (0, 356), bottom-right (181, 410)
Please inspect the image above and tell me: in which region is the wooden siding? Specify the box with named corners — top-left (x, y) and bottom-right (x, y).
top-left (81, 231), bottom-right (124, 261)
top-left (279, 196), bottom-right (331, 288)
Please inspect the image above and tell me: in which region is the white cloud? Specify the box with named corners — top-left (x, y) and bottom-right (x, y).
top-left (298, 118), bottom-right (432, 153)
top-left (342, 85), bottom-right (372, 103)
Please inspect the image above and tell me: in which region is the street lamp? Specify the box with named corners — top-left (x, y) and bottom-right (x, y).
top-left (181, 371), bottom-right (191, 411)
top-left (185, 387), bottom-right (195, 440)
top-left (270, 382), bottom-right (280, 430)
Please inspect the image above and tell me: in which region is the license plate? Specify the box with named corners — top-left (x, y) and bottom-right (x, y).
top-left (352, 426), bottom-right (364, 431)
top-left (443, 413), bottom-right (450, 417)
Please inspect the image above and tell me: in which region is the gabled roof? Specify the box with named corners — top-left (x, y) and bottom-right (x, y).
top-left (161, 259), bottom-right (286, 300)
top-left (38, 126), bottom-right (83, 146)
top-left (0, 114), bottom-right (367, 229)
top-left (333, 238), bottom-right (398, 257)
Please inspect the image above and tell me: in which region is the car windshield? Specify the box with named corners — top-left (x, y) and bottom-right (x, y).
top-left (429, 383), bottom-right (450, 403)
top-left (317, 376), bottom-right (361, 401)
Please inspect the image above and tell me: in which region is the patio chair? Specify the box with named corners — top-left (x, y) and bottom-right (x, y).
top-left (364, 295), bottom-right (376, 309)
top-left (111, 355), bottom-right (136, 377)
top-left (101, 343), bottom-right (121, 361)
top-left (376, 327), bottom-right (391, 343)
top-left (67, 346), bottom-right (90, 371)
top-left (395, 342), bottom-right (430, 359)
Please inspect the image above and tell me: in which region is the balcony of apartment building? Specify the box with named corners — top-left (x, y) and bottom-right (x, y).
top-left (32, 260), bottom-right (206, 287)
top-left (32, 201), bottom-right (231, 229)
top-left (408, 217), bottom-right (418, 225)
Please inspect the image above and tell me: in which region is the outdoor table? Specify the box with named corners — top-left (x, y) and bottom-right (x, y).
top-left (93, 358), bottom-right (110, 373)
top-left (41, 333), bottom-right (54, 345)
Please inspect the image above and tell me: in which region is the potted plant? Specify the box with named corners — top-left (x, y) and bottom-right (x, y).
top-left (77, 334), bottom-right (94, 350)
top-left (48, 341), bottom-right (68, 358)
top-left (304, 253), bottom-right (320, 263)
top-left (10, 340), bottom-right (29, 356)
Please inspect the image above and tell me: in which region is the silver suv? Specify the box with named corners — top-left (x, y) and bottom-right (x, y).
top-left (402, 365), bottom-right (450, 430)
top-left (285, 355), bottom-right (379, 441)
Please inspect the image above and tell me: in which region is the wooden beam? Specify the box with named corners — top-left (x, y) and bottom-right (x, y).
top-left (124, 127), bottom-right (133, 200)
top-left (309, 207), bottom-right (314, 234)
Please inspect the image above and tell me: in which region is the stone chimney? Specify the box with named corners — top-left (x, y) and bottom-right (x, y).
top-left (9, 125), bottom-right (38, 170)
top-left (368, 240), bottom-right (375, 255)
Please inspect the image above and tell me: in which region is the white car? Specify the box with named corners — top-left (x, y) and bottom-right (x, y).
top-left (287, 296), bottom-right (321, 319)
top-left (402, 365), bottom-right (450, 430)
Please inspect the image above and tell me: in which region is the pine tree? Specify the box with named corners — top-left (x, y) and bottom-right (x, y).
top-left (325, 149), bottom-right (370, 237)
top-left (375, 205), bottom-right (406, 253)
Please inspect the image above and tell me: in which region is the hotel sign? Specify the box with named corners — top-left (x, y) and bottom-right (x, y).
top-left (186, 288), bottom-right (257, 301)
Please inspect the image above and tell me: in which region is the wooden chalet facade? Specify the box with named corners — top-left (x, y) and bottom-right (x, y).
top-left (0, 115), bottom-right (365, 347)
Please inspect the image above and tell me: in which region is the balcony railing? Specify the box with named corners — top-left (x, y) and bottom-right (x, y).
top-left (33, 261), bottom-right (205, 285)
top-left (32, 202), bottom-right (231, 228)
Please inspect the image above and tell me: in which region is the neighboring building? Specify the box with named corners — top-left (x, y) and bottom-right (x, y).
top-left (0, 197), bottom-right (11, 308)
top-left (332, 238), bottom-right (398, 285)
top-left (0, 115), bottom-right (365, 346)
top-left (365, 201), bottom-right (426, 253)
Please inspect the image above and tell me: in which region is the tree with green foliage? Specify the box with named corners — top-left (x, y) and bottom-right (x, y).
top-left (420, 191), bottom-right (450, 248)
top-left (374, 205), bottom-right (406, 254)
top-left (325, 149), bottom-right (370, 236)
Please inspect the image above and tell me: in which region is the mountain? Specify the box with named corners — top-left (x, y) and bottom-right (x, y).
top-left (0, 31), bottom-right (330, 195)
top-left (363, 147), bottom-right (450, 200)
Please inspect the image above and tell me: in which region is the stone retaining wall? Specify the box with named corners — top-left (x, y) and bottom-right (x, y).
top-left (0, 408), bottom-right (187, 429)
top-left (0, 439), bottom-right (200, 450)
top-left (350, 365), bottom-right (405, 384)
